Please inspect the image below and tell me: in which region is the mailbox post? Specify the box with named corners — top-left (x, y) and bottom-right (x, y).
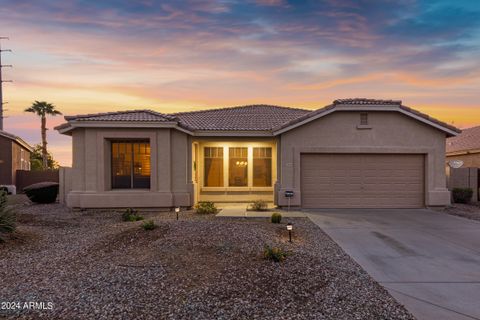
top-left (284, 190), bottom-right (294, 212)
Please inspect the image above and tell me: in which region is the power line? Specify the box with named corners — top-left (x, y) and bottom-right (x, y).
top-left (0, 36), bottom-right (13, 131)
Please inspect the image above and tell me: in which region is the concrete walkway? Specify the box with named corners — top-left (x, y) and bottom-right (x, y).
top-left (307, 209), bottom-right (480, 320)
top-left (216, 203), bottom-right (306, 218)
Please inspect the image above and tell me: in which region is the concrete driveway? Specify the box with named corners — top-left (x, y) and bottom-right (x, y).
top-left (307, 209), bottom-right (480, 320)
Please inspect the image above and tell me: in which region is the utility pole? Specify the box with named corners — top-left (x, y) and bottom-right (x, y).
top-left (0, 37), bottom-right (12, 131)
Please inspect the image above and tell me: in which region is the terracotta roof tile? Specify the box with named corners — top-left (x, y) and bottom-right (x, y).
top-left (65, 110), bottom-right (176, 122)
top-left (174, 104), bottom-right (310, 131)
top-left (58, 99), bottom-right (460, 136)
top-left (274, 98), bottom-right (460, 135)
top-left (447, 125), bottom-right (480, 154)
top-left (334, 98), bottom-right (402, 105)
top-left (398, 104), bottom-right (460, 134)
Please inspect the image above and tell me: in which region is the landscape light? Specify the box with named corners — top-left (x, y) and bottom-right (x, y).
top-left (175, 207), bottom-right (180, 220)
top-left (287, 223), bottom-right (293, 242)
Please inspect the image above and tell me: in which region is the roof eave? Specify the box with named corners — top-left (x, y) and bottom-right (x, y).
top-left (0, 131), bottom-right (34, 152)
top-left (15, 138), bottom-right (33, 152)
top-left (193, 130), bottom-right (273, 137)
top-left (55, 120), bottom-right (193, 135)
top-left (446, 148), bottom-right (480, 156)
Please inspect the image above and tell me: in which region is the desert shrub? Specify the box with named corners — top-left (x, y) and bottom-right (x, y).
top-left (271, 212), bottom-right (282, 224)
top-left (23, 182), bottom-right (59, 204)
top-left (250, 200), bottom-right (268, 211)
top-left (0, 191), bottom-right (16, 242)
top-left (452, 188), bottom-right (473, 204)
top-left (264, 245), bottom-right (287, 262)
top-left (122, 208), bottom-right (144, 222)
top-left (142, 220), bottom-right (156, 230)
top-left (195, 201), bottom-right (218, 214)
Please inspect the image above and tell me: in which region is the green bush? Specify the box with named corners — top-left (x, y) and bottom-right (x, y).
top-left (0, 191), bottom-right (16, 242)
top-left (195, 201), bottom-right (218, 214)
top-left (250, 200), bottom-right (268, 211)
top-left (271, 212), bottom-right (282, 224)
top-left (122, 208), bottom-right (144, 222)
top-left (23, 182), bottom-right (59, 204)
top-left (264, 245), bottom-right (287, 262)
top-left (452, 188), bottom-right (473, 204)
top-left (142, 220), bottom-right (156, 231)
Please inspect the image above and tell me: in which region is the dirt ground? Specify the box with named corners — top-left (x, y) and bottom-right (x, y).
top-left (0, 196), bottom-right (413, 319)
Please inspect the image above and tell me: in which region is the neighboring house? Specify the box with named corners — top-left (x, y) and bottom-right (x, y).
top-left (446, 125), bottom-right (480, 168)
top-left (0, 130), bottom-right (33, 189)
top-left (55, 98), bottom-right (459, 209)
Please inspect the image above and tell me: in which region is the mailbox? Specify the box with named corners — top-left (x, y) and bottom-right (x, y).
top-left (284, 190), bottom-right (294, 198)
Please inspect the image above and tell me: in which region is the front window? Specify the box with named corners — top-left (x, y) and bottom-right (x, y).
top-left (229, 147), bottom-right (248, 186)
top-left (112, 141), bottom-right (150, 189)
top-left (253, 147), bottom-right (272, 187)
top-left (204, 147), bottom-right (224, 187)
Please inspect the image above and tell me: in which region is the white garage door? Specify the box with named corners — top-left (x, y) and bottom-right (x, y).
top-left (300, 154), bottom-right (425, 208)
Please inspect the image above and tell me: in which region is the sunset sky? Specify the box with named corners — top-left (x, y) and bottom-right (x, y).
top-left (1, 0), bottom-right (479, 166)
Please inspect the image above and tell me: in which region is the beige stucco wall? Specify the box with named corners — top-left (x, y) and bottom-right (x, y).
top-left (66, 128), bottom-right (193, 208)
top-left (276, 111), bottom-right (450, 207)
top-left (446, 153), bottom-right (480, 168)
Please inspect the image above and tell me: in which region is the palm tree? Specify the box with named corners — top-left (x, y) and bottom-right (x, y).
top-left (25, 101), bottom-right (62, 170)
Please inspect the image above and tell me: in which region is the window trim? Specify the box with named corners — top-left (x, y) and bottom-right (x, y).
top-left (111, 140), bottom-right (151, 190)
top-left (201, 144), bottom-right (274, 190)
top-left (203, 146), bottom-right (224, 187)
top-left (252, 147), bottom-right (272, 187)
top-left (357, 112), bottom-right (372, 130)
top-left (228, 147), bottom-right (248, 187)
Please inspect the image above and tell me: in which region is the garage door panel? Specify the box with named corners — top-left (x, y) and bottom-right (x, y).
top-left (300, 154), bottom-right (424, 208)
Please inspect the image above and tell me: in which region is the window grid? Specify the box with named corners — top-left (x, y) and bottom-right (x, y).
top-left (204, 147), bottom-right (224, 187)
top-left (203, 146), bottom-right (273, 188)
top-left (111, 141), bottom-right (150, 189)
top-left (253, 147), bottom-right (272, 187)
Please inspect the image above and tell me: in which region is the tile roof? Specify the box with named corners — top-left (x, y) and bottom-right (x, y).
top-left (334, 98), bottom-right (402, 105)
top-left (65, 110), bottom-right (176, 122)
top-left (273, 98), bottom-right (460, 135)
top-left (398, 104), bottom-right (460, 134)
top-left (57, 99), bottom-right (460, 136)
top-left (447, 125), bottom-right (480, 154)
top-left (174, 104), bottom-right (310, 131)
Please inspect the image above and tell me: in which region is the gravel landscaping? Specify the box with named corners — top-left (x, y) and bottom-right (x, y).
top-left (434, 202), bottom-right (480, 221)
top-left (1, 195), bottom-right (414, 319)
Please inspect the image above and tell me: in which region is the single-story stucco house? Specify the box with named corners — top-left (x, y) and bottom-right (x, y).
top-left (55, 98), bottom-right (460, 209)
top-left (446, 125), bottom-right (480, 168)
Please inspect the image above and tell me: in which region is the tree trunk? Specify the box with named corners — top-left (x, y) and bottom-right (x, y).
top-left (41, 116), bottom-right (48, 170)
